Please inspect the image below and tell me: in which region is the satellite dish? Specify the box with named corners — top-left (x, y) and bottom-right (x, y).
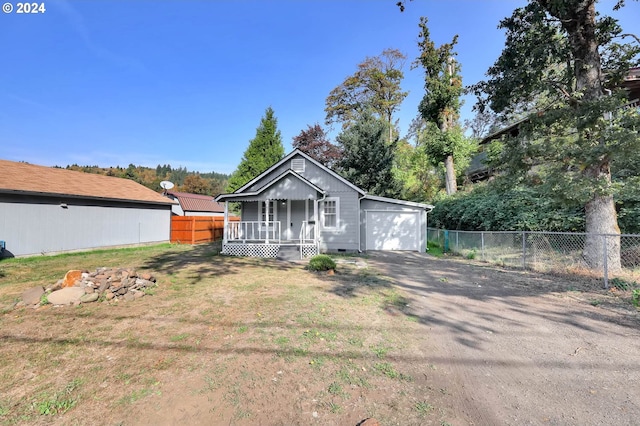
top-left (160, 181), bottom-right (174, 190)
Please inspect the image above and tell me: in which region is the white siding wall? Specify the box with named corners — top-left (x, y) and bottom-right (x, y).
top-left (359, 199), bottom-right (427, 251)
top-left (0, 197), bottom-right (171, 257)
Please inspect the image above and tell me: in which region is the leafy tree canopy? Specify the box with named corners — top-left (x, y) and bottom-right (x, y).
top-left (471, 0), bottom-right (640, 269)
top-left (415, 17), bottom-right (476, 195)
top-left (325, 48), bottom-right (408, 136)
top-left (292, 124), bottom-right (342, 169)
top-left (336, 110), bottom-right (401, 198)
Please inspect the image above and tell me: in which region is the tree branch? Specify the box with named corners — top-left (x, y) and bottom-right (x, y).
top-left (618, 33), bottom-right (640, 44)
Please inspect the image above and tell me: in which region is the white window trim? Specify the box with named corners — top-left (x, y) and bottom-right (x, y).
top-left (260, 201), bottom-right (274, 223)
top-left (322, 197), bottom-right (339, 229)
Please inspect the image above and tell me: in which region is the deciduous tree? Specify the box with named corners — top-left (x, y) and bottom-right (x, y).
top-left (325, 48), bottom-right (408, 143)
top-left (292, 124), bottom-right (342, 169)
top-left (180, 174), bottom-right (212, 195)
top-left (415, 17), bottom-right (476, 195)
top-left (473, 0), bottom-right (640, 270)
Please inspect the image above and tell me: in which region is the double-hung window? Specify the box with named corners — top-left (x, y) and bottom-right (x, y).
top-left (323, 198), bottom-right (339, 228)
top-left (261, 201), bottom-right (274, 223)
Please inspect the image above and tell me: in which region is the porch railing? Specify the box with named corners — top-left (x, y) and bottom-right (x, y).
top-left (300, 221), bottom-right (318, 259)
top-left (300, 221), bottom-right (316, 244)
top-left (226, 221), bottom-right (281, 244)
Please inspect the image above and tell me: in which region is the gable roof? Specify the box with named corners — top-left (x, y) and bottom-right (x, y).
top-left (233, 149), bottom-right (366, 196)
top-left (0, 159), bottom-right (176, 205)
top-left (215, 168), bottom-right (324, 202)
top-left (167, 191), bottom-right (225, 213)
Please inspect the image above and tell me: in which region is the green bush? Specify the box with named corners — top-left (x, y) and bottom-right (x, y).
top-left (430, 182), bottom-right (585, 232)
top-left (308, 255), bottom-right (336, 272)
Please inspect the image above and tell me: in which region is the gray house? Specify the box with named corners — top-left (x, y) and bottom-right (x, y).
top-left (215, 150), bottom-right (433, 258)
top-left (0, 159), bottom-right (176, 257)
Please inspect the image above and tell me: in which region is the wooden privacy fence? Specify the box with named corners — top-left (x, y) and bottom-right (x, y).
top-left (171, 216), bottom-right (239, 244)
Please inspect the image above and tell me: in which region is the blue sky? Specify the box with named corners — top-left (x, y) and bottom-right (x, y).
top-left (2, 0), bottom-right (637, 175)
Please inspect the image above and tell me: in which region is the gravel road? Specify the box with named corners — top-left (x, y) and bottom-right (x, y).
top-left (367, 251), bottom-right (640, 426)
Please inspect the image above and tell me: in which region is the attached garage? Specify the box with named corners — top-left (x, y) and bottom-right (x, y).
top-left (365, 210), bottom-right (421, 251)
top-left (360, 195), bottom-right (433, 252)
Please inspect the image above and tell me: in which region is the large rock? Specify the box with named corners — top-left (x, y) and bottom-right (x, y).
top-left (22, 287), bottom-right (45, 305)
top-left (62, 270), bottom-right (83, 288)
top-left (47, 287), bottom-right (85, 305)
top-left (80, 293), bottom-right (100, 303)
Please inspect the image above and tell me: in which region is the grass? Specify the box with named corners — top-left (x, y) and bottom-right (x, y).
top-left (0, 243), bottom-right (438, 425)
top-left (427, 240), bottom-right (444, 257)
top-left (415, 400), bottom-right (434, 417)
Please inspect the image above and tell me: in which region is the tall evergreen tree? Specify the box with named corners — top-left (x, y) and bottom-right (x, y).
top-left (336, 111), bottom-right (400, 198)
top-left (227, 107), bottom-right (285, 192)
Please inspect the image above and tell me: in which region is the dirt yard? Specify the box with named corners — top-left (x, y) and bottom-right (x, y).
top-left (1, 245), bottom-right (639, 425)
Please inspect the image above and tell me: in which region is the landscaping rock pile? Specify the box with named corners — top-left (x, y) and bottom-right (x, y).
top-left (19, 268), bottom-right (157, 308)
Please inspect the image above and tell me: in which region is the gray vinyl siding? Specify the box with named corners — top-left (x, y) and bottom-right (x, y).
top-left (241, 202), bottom-right (259, 221)
top-left (0, 195), bottom-right (171, 257)
top-left (319, 191), bottom-right (360, 252)
top-left (247, 154), bottom-right (358, 195)
top-left (251, 175), bottom-right (319, 201)
top-left (240, 153), bottom-right (363, 252)
top-left (359, 199), bottom-right (427, 251)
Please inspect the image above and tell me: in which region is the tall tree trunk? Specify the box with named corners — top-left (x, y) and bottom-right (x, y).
top-left (441, 114), bottom-right (457, 195)
top-left (444, 154), bottom-right (457, 195)
top-left (540, 0), bottom-right (621, 270)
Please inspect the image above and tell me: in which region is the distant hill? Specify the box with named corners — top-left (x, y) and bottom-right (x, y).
top-left (58, 163), bottom-right (229, 196)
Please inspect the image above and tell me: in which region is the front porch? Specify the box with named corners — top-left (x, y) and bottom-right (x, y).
top-left (221, 218), bottom-right (319, 259)
top-left (215, 166), bottom-right (327, 260)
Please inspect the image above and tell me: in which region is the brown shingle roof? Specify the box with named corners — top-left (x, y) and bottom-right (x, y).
top-left (167, 191), bottom-right (225, 213)
top-left (0, 159), bottom-right (175, 205)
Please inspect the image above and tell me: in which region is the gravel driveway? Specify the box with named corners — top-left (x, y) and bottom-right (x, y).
top-left (367, 251), bottom-right (640, 425)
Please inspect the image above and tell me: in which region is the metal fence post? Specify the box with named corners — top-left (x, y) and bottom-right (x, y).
top-left (456, 231), bottom-right (459, 252)
top-left (481, 232), bottom-right (485, 260)
top-left (444, 230), bottom-right (449, 253)
top-left (603, 234), bottom-right (609, 289)
top-left (522, 231), bottom-right (526, 269)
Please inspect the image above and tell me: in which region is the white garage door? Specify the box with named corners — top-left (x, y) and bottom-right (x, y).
top-left (366, 211), bottom-right (420, 251)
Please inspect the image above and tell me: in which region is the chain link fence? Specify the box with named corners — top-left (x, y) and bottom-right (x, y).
top-left (427, 228), bottom-right (640, 288)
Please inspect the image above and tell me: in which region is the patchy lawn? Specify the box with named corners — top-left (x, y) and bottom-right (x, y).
top-left (0, 244), bottom-right (447, 425)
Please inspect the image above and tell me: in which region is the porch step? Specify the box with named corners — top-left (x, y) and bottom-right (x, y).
top-left (276, 245), bottom-right (301, 261)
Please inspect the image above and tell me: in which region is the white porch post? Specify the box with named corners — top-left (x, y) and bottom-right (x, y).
top-left (223, 201), bottom-right (229, 244)
top-left (287, 199), bottom-right (291, 241)
top-left (313, 199), bottom-right (319, 244)
top-left (265, 199), bottom-right (270, 244)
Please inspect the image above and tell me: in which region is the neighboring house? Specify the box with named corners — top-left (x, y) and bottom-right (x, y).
top-left (0, 159), bottom-right (176, 257)
top-left (165, 191), bottom-right (226, 217)
top-left (467, 66), bottom-right (640, 183)
top-left (214, 150), bottom-right (434, 258)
